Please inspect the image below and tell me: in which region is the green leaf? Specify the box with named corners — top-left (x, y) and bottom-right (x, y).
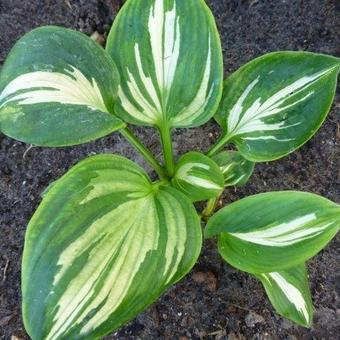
top-left (205, 191), bottom-right (340, 273)
top-left (0, 26), bottom-right (125, 146)
top-left (107, 0), bottom-right (223, 128)
top-left (212, 151), bottom-right (254, 187)
top-left (213, 52), bottom-right (340, 161)
top-left (172, 151), bottom-right (224, 202)
top-left (22, 154), bottom-right (202, 339)
top-left (256, 264), bottom-right (314, 327)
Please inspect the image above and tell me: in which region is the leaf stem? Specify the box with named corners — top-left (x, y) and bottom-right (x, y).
top-left (120, 127), bottom-right (166, 179)
top-left (202, 196), bottom-right (220, 220)
top-left (159, 125), bottom-right (175, 177)
top-left (207, 135), bottom-right (231, 157)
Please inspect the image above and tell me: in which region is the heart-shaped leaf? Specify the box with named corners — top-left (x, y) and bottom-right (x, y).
top-left (107, 0), bottom-right (223, 128)
top-left (212, 151), bottom-right (254, 187)
top-left (0, 26), bottom-right (124, 146)
top-left (172, 151), bottom-right (224, 202)
top-left (22, 155), bottom-right (201, 339)
top-left (212, 52), bottom-right (340, 161)
top-left (205, 191), bottom-right (339, 273)
top-left (256, 264), bottom-right (313, 327)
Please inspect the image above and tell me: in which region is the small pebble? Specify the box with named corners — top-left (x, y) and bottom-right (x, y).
top-left (245, 311), bottom-right (265, 327)
top-left (192, 271), bottom-right (218, 292)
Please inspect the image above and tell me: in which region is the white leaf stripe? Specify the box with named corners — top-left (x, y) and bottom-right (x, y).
top-left (176, 162), bottom-right (221, 190)
top-left (220, 161), bottom-right (247, 184)
top-left (47, 198), bottom-right (156, 340)
top-left (156, 189), bottom-right (186, 284)
top-left (22, 155), bottom-right (201, 339)
top-left (229, 213), bottom-right (332, 246)
top-left (79, 169), bottom-right (150, 205)
top-left (243, 136), bottom-right (295, 142)
top-left (118, 0), bottom-right (178, 124)
top-left (114, 0), bottom-right (217, 127)
top-left (46, 192), bottom-right (192, 339)
top-left (176, 162), bottom-right (210, 177)
top-left (0, 26), bottom-right (123, 147)
top-left (224, 173), bottom-right (246, 186)
top-left (172, 36), bottom-right (214, 126)
top-left (185, 176), bottom-right (221, 190)
top-left (226, 66), bottom-right (337, 139)
top-left (212, 151), bottom-right (254, 188)
top-left (207, 191), bottom-right (339, 274)
top-left (172, 152), bottom-right (224, 202)
top-left (220, 163), bottom-right (233, 174)
top-left (0, 66), bottom-right (108, 112)
top-left (77, 198), bottom-right (157, 336)
top-left (262, 272), bottom-right (310, 323)
top-left (149, 0), bottom-right (180, 98)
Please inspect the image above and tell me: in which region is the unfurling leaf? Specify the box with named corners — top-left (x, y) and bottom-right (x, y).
top-left (256, 264), bottom-right (314, 327)
top-left (205, 191), bottom-right (340, 273)
top-left (22, 155), bottom-right (202, 339)
top-left (214, 52), bottom-right (340, 161)
top-left (0, 26), bottom-right (124, 146)
top-left (172, 151), bottom-right (224, 202)
top-left (107, 0), bottom-right (223, 129)
top-left (212, 151), bottom-right (254, 187)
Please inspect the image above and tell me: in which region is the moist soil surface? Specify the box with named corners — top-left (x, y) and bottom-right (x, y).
top-left (0, 0), bottom-right (339, 339)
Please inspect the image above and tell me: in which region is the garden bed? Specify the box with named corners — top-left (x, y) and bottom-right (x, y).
top-left (0, 0), bottom-right (339, 338)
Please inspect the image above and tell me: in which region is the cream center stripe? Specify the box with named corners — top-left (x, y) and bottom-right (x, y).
top-left (46, 197), bottom-right (158, 340)
top-left (0, 66), bottom-right (107, 112)
top-left (176, 162), bottom-right (221, 190)
top-left (173, 36), bottom-right (213, 126)
top-left (226, 66), bottom-right (336, 139)
top-left (118, 0), bottom-right (180, 123)
top-left (267, 272), bottom-right (309, 323)
top-left (118, 0), bottom-right (214, 127)
top-left (229, 213), bottom-right (332, 246)
top-left (157, 190), bottom-right (187, 284)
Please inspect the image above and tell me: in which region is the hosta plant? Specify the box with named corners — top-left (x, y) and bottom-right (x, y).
top-left (0, 0), bottom-right (339, 338)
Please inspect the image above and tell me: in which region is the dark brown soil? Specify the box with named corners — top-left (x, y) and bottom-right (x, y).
top-left (0, 0), bottom-right (339, 339)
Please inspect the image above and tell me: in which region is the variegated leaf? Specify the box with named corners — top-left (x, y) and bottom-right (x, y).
top-left (0, 26), bottom-right (124, 146)
top-left (22, 155), bottom-right (202, 339)
top-left (107, 0), bottom-right (223, 128)
top-left (213, 52), bottom-right (340, 161)
top-left (212, 151), bottom-right (254, 187)
top-left (205, 191), bottom-right (340, 273)
top-left (172, 151), bottom-right (224, 202)
top-left (256, 264), bottom-right (313, 327)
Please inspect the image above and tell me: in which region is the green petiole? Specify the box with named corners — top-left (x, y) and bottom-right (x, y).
top-left (158, 125), bottom-right (175, 177)
top-left (120, 127), bottom-right (166, 179)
